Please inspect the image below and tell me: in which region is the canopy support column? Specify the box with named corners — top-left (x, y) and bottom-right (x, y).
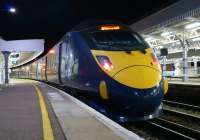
top-left (2, 51), bottom-right (11, 84)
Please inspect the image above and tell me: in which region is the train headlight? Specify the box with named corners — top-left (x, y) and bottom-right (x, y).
top-left (96, 55), bottom-right (113, 72)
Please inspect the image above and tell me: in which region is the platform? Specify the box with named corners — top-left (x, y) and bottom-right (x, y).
top-left (167, 77), bottom-right (200, 86)
top-left (0, 79), bottom-right (143, 140)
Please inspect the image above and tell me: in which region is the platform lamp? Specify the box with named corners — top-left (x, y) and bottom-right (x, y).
top-left (8, 7), bottom-right (16, 13)
top-left (0, 6), bottom-right (17, 14)
top-left (2, 51), bottom-right (11, 84)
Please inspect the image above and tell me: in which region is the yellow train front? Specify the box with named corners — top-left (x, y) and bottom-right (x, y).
top-left (77, 24), bottom-right (168, 122)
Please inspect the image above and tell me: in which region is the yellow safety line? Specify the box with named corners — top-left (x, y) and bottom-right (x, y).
top-left (33, 84), bottom-right (55, 140)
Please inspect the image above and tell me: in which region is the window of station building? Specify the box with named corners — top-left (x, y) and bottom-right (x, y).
top-left (166, 64), bottom-right (175, 71)
top-left (191, 62), bottom-right (194, 67)
top-left (197, 61), bottom-right (200, 67)
top-left (188, 62), bottom-right (194, 68)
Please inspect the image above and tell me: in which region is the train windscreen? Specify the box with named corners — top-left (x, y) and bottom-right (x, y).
top-left (85, 30), bottom-right (149, 51)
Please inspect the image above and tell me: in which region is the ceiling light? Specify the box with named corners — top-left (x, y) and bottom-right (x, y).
top-left (185, 22), bottom-right (200, 29)
top-left (161, 31), bottom-right (173, 37)
top-left (191, 37), bottom-right (200, 41)
top-left (145, 37), bottom-right (153, 42)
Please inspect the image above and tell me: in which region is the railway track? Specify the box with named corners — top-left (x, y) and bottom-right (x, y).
top-left (150, 118), bottom-right (200, 140)
top-left (126, 118), bottom-right (199, 140)
top-left (163, 100), bottom-right (200, 112)
top-left (163, 108), bottom-right (200, 122)
top-left (163, 100), bottom-right (200, 128)
top-left (126, 101), bottom-right (200, 140)
top-left (166, 83), bottom-right (200, 106)
top-left (127, 115), bottom-right (200, 140)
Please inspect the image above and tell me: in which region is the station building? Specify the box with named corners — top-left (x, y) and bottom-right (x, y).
top-left (131, 0), bottom-right (200, 81)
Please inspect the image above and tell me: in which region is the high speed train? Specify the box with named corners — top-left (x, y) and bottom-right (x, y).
top-left (13, 20), bottom-right (168, 122)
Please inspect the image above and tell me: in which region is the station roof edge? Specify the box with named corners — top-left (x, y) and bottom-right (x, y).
top-left (131, 0), bottom-right (200, 34)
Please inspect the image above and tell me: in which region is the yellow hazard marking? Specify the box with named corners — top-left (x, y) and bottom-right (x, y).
top-left (99, 81), bottom-right (109, 100)
top-left (164, 79), bottom-right (169, 95)
top-left (33, 84), bottom-right (55, 140)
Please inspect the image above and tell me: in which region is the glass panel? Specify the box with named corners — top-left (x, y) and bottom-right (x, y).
top-left (85, 30), bottom-right (149, 51)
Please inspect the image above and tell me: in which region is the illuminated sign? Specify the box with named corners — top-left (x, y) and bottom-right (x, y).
top-left (100, 25), bottom-right (120, 31)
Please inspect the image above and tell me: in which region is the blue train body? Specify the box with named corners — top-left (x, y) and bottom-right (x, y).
top-left (13, 21), bottom-right (168, 122)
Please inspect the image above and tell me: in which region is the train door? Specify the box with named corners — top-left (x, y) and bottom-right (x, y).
top-left (60, 35), bottom-right (79, 87)
top-left (66, 41), bottom-right (74, 79)
top-left (66, 37), bottom-right (79, 79)
top-left (60, 42), bottom-right (67, 83)
top-left (60, 35), bottom-right (74, 83)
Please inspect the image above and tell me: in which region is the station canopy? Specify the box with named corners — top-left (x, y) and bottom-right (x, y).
top-left (131, 0), bottom-right (200, 64)
top-left (0, 38), bottom-right (44, 68)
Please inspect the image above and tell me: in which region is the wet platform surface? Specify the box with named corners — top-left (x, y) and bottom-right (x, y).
top-left (0, 79), bottom-right (142, 140)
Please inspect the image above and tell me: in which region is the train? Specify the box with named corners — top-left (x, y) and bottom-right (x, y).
top-left (12, 20), bottom-right (168, 122)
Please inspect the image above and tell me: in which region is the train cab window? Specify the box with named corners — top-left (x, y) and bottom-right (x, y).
top-left (84, 30), bottom-right (149, 51)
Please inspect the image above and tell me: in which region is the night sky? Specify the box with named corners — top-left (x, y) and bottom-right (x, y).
top-left (0, 0), bottom-right (179, 47)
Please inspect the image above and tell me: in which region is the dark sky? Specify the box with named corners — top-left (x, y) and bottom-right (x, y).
top-left (0, 0), bottom-right (179, 46)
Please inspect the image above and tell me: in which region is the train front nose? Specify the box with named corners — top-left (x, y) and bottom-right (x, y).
top-left (112, 65), bottom-right (163, 117)
top-left (123, 87), bottom-right (163, 117)
top-left (113, 65), bottom-right (162, 89)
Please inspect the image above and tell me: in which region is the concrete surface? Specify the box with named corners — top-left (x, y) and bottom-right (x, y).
top-left (0, 83), bottom-right (42, 140)
top-left (0, 80), bottom-right (65, 140)
top-left (39, 82), bottom-right (143, 140)
top-left (0, 79), bottom-right (143, 140)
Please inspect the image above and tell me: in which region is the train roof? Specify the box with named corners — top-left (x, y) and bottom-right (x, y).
top-left (11, 20), bottom-right (132, 69)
